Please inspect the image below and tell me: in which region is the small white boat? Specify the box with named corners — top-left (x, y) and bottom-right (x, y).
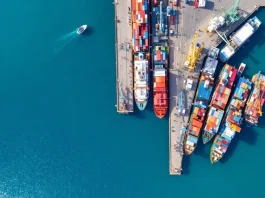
top-left (77, 25), bottom-right (87, 34)
top-left (237, 63), bottom-right (246, 77)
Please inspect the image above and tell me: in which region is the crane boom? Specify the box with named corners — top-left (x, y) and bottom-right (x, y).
top-left (215, 30), bottom-right (230, 45)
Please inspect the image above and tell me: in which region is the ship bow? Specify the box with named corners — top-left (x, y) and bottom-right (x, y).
top-left (202, 132), bottom-right (214, 144)
top-left (136, 101), bottom-right (148, 111)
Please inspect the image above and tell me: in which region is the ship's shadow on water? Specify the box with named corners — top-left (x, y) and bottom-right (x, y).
top-left (82, 27), bottom-right (95, 36)
top-left (220, 123), bottom-right (259, 164)
top-left (182, 155), bottom-right (190, 175)
top-left (194, 138), bottom-right (212, 160)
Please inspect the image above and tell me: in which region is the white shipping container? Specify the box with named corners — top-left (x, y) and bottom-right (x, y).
top-left (154, 70), bottom-right (166, 76)
top-left (186, 141), bottom-right (194, 146)
top-left (198, 0), bottom-right (206, 7)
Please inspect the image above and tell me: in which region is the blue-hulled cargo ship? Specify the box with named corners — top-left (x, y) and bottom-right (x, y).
top-left (184, 47), bottom-right (219, 155)
top-left (210, 77), bottom-right (252, 163)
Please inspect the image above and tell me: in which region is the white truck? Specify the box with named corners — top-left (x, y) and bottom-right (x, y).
top-left (186, 79), bottom-right (193, 91)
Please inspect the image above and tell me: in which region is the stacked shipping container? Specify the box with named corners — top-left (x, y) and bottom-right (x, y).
top-left (211, 64), bottom-right (237, 110)
top-left (184, 73), bottom-right (215, 155)
top-left (132, 0), bottom-right (149, 53)
top-left (244, 72), bottom-right (265, 126)
top-left (202, 64), bottom-right (238, 144)
top-left (153, 46), bottom-right (168, 118)
top-left (211, 77), bottom-right (252, 163)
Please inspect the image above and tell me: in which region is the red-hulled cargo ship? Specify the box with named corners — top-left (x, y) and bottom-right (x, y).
top-left (153, 45), bottom-right (168, 118)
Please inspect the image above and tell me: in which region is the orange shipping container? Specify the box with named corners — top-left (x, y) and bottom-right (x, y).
top-left (156, 77), bottom-right (166, 82)
top-left (192, 119), bottom-right (203, 128)
top-left (132, 0), bottom-right (136, 11)
top-left (154, 82), bottom-right (166, 88)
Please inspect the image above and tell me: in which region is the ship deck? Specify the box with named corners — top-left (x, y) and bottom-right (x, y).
top-left (114, 0), bottom-right (134, 113)
top-left (168, 0), bottom-right (264, 175)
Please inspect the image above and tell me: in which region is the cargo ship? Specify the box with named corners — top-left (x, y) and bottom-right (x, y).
top-left (134, 53), bottom-right (149, 110)
top-left (151, 0), bottom-right (169, 117)
top-left (202, 64), bottom-right (237, 144)
top-left (184, 47), bottom-right (219, 155)
top-left (210, 77), bottom-right (252, 163)
top-left (244, 72), bottom-right (265, 127)
top-left (153, 45), bottom-right (168, 118)
top-left (132, 0), bottom-right (150, 110)
top-left (219, 16), bottom-right (262, 62)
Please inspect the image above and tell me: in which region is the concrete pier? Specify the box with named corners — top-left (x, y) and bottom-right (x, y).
top-left (168, 1), bottom-right (264, 175)
top-left (114, 0), bottom-right (134, 113)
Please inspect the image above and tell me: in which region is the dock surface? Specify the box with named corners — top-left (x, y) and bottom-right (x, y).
top-left (115, 0), bottom-right (134, 113)
top-left (168, 0), bottom-right (264, 175)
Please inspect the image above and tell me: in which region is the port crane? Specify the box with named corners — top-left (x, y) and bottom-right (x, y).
top-left (184, 31), bottom-right (203, 72)
top-left (206, 0), bottom-right (240, 35)
top-left (222, 0), bottom-right (240, 25)
top-left (215, 29), bottom-right (230, 45)
top-left (119, 82), bottom-right (127, 111)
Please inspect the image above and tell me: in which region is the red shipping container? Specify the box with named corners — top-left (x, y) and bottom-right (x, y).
top-left (132, 0), bottom-right (136, 11)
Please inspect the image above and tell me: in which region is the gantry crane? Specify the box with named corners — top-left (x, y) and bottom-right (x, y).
top-left (184, 31), bottom-right (203, 72)
top-left (206, 0), bottom-right (240, 34)
top-left (215, 29), bottom-right (230, 45)
top-left (222, 0), bottom-right (240, 25)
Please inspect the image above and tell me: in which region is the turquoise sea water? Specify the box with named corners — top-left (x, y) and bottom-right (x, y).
top-left (0, 0), bottom-right (264, 197)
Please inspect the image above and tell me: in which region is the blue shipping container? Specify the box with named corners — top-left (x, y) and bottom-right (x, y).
top-left (144, 32), bottom-right (148, 39)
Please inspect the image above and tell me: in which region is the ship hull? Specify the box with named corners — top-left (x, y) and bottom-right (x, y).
top-left (210, 77), bottom-right (252, 163)
top-left (184, 144), bottom-right (196, 155)
top-left (77, 25), bottom-right (87, 34)
top-left (154, 109), bottom-right (167, 119)
top-left (219, 16), bottom-right (261, 62)
top-left (244, 72), bottom-right (265, 127)
top-left (152, 44), bottom-right (169, 118)
top-left (210, 137), bottom-right (219, 164)
top-left (184, 148), bottom-right (195, 156)
top-left (183, 133), bottom-right (197, 155)
top-left (202, 132), bottom-right (214, 144)
top-left (136, 101), bottom-right (148, 111)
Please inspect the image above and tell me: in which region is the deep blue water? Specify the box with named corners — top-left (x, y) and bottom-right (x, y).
top-left (0, 1), bottom-right (264, 197)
